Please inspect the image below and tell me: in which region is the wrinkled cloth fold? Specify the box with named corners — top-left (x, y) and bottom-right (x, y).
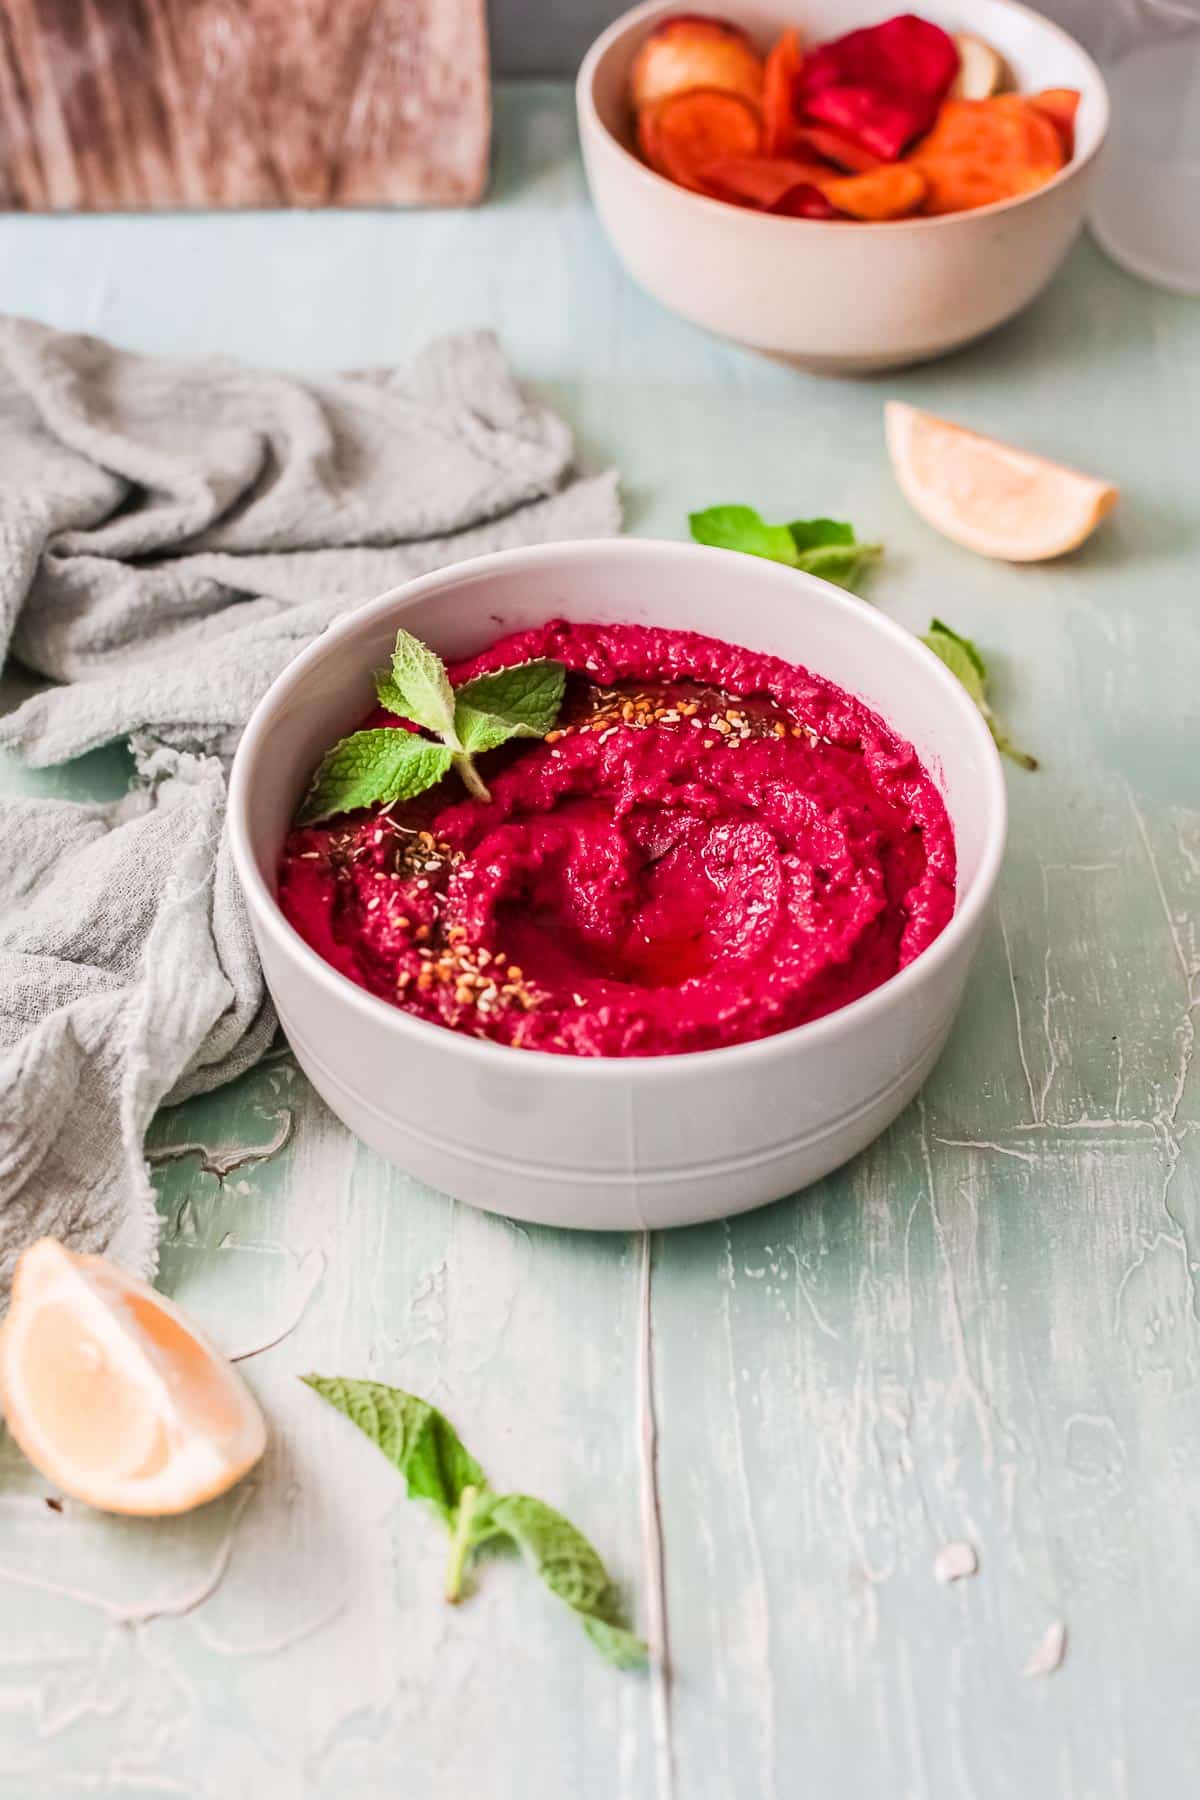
top-left (0, 318), bottom-right (620, 1296)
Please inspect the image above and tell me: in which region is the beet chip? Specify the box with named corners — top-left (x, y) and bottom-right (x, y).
top-left (770, 183), bottom-right (845, 220)
top-left (805, 84), bottom-right (937, 162)
top-left (802, 14), bottom-right (960, 101)
top-left (799, 14), bottom-right (960, 161)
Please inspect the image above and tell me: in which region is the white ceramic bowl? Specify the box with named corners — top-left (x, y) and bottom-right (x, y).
top-left (578, 0), bottom-right (1108, 372)
top-left (228, 540), bottom-right (1006, 1231)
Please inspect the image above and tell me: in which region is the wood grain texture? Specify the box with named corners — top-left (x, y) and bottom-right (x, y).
top-left (0, 82), bottom-right (1197, 1800)
top-left (0, 0), bottom-right (490, 211)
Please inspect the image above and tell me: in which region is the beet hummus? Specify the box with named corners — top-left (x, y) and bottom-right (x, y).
top-left (278, 621), bottom-right (956, 1057)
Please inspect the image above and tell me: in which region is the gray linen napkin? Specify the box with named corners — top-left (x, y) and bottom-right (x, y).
top-left (0, 318), bottom-right (620, 1296)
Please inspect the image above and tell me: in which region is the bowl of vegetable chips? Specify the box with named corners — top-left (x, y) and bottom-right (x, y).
top-left (579, 0), bottom-right (1108, 370)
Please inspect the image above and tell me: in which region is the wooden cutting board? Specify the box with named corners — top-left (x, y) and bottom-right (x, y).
top-left (0, 0), bottom-right (490, 210)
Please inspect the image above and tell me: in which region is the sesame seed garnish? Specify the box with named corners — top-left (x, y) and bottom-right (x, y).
top-left (550, 683), bottom-right (791, 748)
top-left (391, 928), bottom-right (542, 1026)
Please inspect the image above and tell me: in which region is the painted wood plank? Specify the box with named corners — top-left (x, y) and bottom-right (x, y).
top-left (0, 0), bottom-right (490, 211)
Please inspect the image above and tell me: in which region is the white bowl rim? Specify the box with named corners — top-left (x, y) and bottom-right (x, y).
top-left (227, 537), bottom-right (1008, 1080)
top-left (577, 0), bottom-right (1110, 236)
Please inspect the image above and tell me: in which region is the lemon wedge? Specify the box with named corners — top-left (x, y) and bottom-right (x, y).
top-left (885, 402), bottom-right (1118, 562)
top-left (0, 1239), bottom-right (266, 1515)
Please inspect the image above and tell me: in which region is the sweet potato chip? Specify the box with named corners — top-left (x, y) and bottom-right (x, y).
top-left (638, 88), bottom-right (762, 193)
top-left (702, 153), bottom-right (919, 219)
top-left (763, 29), bottom-right (804, 156)
top-left (821, 164), bottom-right (926, 220)
top-left (1029, 87), bottom-right (1081, 159)
top-left (908, 96), bottom-right (1064, 215)
top-left (700, 153), bottom-right (829, 209)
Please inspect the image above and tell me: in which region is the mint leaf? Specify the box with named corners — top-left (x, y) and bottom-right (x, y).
top-left (789, 519), bottom-right (881, 590)
top-left (384, 628), bottom-right (459, 742)
top-left (581, 1616), bottom-right (652, 1670)
top-left (787, 517), bottom-right (856, 551)
top-left (297, 731), bottom-right (453, 823)
top-left (486, 1494), bottom-right (649, 1670)
top-left (922, 618), bottom-right (1038, 771)
top-left (302, 1376), bottom-right (487, 1525)
top-left (690, 506), bottom-right (881, 592)
top-left (922, 617), bottom-right (987, 702)
top-left (302, 1376), bottom-right (644, 1669)
top-left (374, 668), bottom-right (411, 715)
top-left (793, 539), bottom-right (883, 591)
top-left (689, 505), bottom-right (799, 566)
top-left (453, 659), bottom-right (566, 756)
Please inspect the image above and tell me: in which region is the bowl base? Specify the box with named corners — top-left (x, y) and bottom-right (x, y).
top-left (746, 322), bottom-right (1000, 376)
top-left (282, 1016), bottom-right (953, 1232)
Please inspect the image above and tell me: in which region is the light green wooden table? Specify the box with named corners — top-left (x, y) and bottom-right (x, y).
top-left (0, 83), bottom-right (1197, 1800)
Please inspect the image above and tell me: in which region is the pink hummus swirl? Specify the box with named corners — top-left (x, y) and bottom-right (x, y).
top-left (278, 620), bottom-right (956, 1057)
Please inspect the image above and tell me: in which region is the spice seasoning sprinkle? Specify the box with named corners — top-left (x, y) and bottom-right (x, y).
top-left (548, 685), bottom-right (800, 748)
top-left (308, 817), bottom-right (465, 882)
top-left (409, 933), bottom-right (540, 1021)
top-left (386, 827), bottom-right (460, 882)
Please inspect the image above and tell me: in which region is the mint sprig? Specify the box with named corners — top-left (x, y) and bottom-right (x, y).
top-left (303, 1375), bottom-right (646, 1670)
top-left (922, 618), bottom-right (1038, 771)
top-left (689, 505), bottom-right (882, 592)
top-left (297, 628), bottom-right (566, 823)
